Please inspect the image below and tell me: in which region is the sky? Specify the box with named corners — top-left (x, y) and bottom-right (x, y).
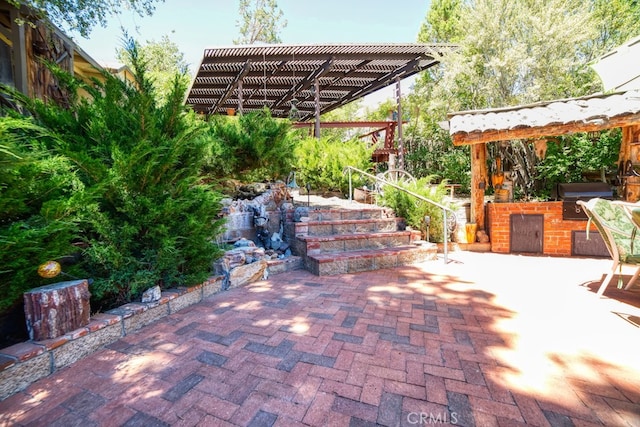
top-left (71, 0), bottom-right (432, 107)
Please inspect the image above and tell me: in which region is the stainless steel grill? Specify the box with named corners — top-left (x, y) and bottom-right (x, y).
top-left (557, 182), bottom-right (614, 220)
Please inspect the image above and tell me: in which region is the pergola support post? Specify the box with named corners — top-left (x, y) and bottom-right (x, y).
top-left (238, 80), bottom-right (243, 114)
top-left (395, 77), bottom-right (404, 170)
top-left (314, 78), bottom-right (320, 139)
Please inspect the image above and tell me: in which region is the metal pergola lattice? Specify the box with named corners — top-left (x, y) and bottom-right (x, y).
top-left (185, 43), bottom-right (456, 121)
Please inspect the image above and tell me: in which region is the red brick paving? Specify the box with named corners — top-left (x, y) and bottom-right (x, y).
top-left (1, 252), bottom-right (640, 426)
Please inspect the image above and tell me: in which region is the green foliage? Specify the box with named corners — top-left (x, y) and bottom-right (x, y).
top-left (7, 0), bottom-right (162, 38)
top-left (12, 38), bottom-right (226, 308)
top-left (235, 0), bottom-right (287, 44)
top-left (585, 0), bottom-right (640, 63)
top-left (294, 137), bottom-right (374, 195)
top-left (402, 113), bottom-right (471, 192)
top-left (318, 99), bottom-right (366, 141)
top-left (409, 0), bottom-right (640, 200)
top-left (536, 131), bottom-right (621, 197)
top-left (116, 34), bottom-right (191, 106)
top-left (418, 0), bottom-right (464, 43)
top-left (0, 116), bottom-right (83, 312)
top-left (204, 109), bottom-right (296, 182)
top-left (377, 178), bottom-right (453, 242)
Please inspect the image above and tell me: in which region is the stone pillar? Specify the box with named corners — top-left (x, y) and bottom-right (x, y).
top-left (24, 280), bottom-right (91, 341)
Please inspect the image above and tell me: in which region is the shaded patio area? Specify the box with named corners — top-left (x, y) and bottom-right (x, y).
top-left (1, 252), bottom-right (639, 426)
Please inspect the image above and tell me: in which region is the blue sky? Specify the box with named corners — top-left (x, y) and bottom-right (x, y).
top-left (75, 0), bottom-right (431, 69)
top-left (72, 0), bottom-right (432, 106)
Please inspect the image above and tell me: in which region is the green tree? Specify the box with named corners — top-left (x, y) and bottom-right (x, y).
top-left (432, 0), bottom-right (595, 112)
top-left (585, 0), bottom-right (640, 63)
top-left (117, 34), bottom-right (191, 105)
top-left (418, 0), bottom-right (464, 44)
top-left (234, 0), bottom-right (287, 44)
top-left (317, 98), bottom-right (365, 142)
top-left (7, 0), bottom-right (163, 38)
top-left (410, 0), bottom-right (640, 198)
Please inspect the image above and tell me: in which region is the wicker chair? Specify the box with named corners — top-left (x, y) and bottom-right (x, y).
top-left (577, 198), bottom-right (640, 296)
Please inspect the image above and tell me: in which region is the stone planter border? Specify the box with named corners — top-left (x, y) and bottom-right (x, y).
top-left (0, 256), bottom-right (303, 401)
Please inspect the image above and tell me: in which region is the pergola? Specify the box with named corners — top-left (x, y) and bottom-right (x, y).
top-left (186, 43), bottom-right (454, 167)
top-left (186, 43), bottom-right (455, 120)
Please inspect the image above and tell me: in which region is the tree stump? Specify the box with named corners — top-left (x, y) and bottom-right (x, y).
top-left (23, 280), bottom-right (91, 341)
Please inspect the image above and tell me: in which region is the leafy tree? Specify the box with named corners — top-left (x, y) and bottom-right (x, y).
top-left (584, 0), bottom-right (640, 63)
top-left (431, 0), bottom-right (595, 112)
top-left (234, 0), bottom-right (287, 44)
top-left (410, 0), bottom-right (640, 199)
top-left (7, 0), bottom-right (163, 38)
top-left (318, 98), bottom-right (365, 142)
top-left (418, 0), bottom-right (464, 44)
top-left (117, 34), bottom-right (191, 105)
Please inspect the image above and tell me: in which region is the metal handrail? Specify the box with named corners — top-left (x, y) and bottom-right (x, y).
top-left (345, 166), bottom-right (455, 264)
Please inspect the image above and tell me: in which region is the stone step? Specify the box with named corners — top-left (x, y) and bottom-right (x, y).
top-left (303, 207), bottom-right (393, 222)
top-left (299, 231), bottom-right (418, 255)
top-left (307, 244), bottom-right (438, 276)
top-left (294, 217), bottom-right (398, 236)
top-left (266, 256), bottom-right (304, 275)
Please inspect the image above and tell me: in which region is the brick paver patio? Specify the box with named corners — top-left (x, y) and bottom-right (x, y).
top-left (1, 252), bottom-right (639, 426)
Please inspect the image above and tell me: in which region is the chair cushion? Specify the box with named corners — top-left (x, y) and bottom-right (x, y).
top-left (631, 208), bottom-right (640, 229)
top-left (592, 199), bottom-right (640, 262)
top-left (623, 253), bottom-right (640, 263)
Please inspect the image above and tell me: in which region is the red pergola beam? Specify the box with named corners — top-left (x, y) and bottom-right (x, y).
top-left (290, 121), bottom-right (404, 129)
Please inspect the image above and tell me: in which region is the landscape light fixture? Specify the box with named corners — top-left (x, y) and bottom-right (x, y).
top-left (424, 215), bottom-right (431, 242)
top-left (289, 98), bottom-right (301, 120)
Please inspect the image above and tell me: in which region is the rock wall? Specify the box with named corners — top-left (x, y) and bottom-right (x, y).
top-left (219, 183), bottom-right (291, 245)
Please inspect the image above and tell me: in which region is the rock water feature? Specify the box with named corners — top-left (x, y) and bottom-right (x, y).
top-left (215, 183), bottom-right (296, 289)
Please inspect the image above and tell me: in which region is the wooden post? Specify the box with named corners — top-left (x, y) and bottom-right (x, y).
top-left (10, 7), bottom-right (28, 95)
top-left (622, 125), bottom-right (640, 201)
top-left (470, 143), bottom-right (488, 229)
top-left (24, 280), bottom-right (91, 341)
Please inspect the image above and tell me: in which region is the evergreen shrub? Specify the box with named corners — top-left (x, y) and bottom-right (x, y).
top-left (294, 137), bottom-right (374, 196)
top-left (377, 177), bottom-right (453, 242)
top-left (8, 39), bottom-right (226, 309)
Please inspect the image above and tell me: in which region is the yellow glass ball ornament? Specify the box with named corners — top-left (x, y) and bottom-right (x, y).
top-left (37, 261), bottom-right (62, 278)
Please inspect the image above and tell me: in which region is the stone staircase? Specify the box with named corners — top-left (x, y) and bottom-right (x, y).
top-left (286, 205), bottom-right (438, 276)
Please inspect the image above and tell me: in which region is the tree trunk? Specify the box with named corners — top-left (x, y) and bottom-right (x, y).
top-left (23, 279), bottom-right (91, 341)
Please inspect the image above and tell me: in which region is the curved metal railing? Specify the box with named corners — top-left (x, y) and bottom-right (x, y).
top-left (345, 166), bottom-right (455, 264)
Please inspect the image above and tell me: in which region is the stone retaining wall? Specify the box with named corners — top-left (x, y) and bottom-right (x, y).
top-left (0, 255), bottom-right (303, 401)
top-left (0, 276), bottom-right (224, 400)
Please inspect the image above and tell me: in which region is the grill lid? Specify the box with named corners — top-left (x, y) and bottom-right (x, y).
top-left (557, 182), bottom-right (613, 200)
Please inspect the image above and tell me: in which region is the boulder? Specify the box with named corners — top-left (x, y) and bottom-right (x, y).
top-left (228, 260), bottom-right (268, 289)
top-left (141, 285), bottom-right (161, 303)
